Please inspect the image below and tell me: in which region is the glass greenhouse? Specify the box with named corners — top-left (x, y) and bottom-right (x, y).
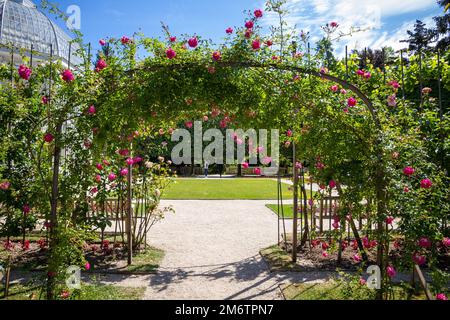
top-left (0, 0), bottom-right (81, 65)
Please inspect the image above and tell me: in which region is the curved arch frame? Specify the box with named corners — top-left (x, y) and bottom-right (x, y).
top-left (128, 60), bottom-right (387, 266)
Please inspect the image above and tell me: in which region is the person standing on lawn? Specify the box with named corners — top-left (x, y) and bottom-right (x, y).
top-left (204, 160), bottom-right (209, 178)
top-left (217, 163), bottom-right (224, 178)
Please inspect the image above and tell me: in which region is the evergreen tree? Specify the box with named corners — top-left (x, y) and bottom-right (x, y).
top-left (434, 0), bottom-right (450, 50)
top-left (401, 20), bottom-right (436, 53)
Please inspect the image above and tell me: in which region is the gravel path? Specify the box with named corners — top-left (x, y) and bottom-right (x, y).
top-left (140, 200), bottom-right (335, 300)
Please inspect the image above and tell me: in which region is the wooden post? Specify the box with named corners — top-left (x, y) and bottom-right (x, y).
top-left (4, 266), bottom-right (10, 299)
top-left (414, 265), bottom-right (434, 300)
top-left (292, 142), bottom-right (299, 263)
top-left (127, 162), bottom-right (133, 266)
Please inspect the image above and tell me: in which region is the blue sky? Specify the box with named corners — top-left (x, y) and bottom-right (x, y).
top-left (39, 0), bottom-right (443, 54)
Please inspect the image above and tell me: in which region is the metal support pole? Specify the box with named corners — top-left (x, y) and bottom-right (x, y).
top-left (345, 46), bottom-right (349, 81)
top-left (400, 50), bottom-right (406, 102)
top-left (127, 162), bottom-right (133, 265)
top-left (437, 50), bottom-right (443, 120)
top-left (292, 142), bottom-right (299, 263)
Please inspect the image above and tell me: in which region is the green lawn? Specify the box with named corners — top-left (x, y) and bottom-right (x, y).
top-left (162, 178), bottom-right (293, 200)
top-left (282, 281), bottom-right (428, 301)
top-left (266, 204), bottom-right (295, 219)
top-left (126, 247), bottom-right (164, 273)
top-left (1, 282), bottom-right (146, 300)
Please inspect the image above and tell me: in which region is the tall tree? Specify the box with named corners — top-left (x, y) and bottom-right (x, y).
top-left (434, 0), bottom-right (450, 50)
top-left (401, 20), bottom-right (436, 53)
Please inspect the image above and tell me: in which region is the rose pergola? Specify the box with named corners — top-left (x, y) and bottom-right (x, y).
top-left (0, 1), bottom-right (448, 300)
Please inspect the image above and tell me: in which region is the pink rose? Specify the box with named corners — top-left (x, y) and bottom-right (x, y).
top-left (245, 21), bottom-right (254, 29)
top-left (254, 9), bottom-right (263, 18)
top-left (185, 121), bottom-right (193, 129)
top-left (166, 48), bottom-right (177, 59)
top-left (96, 163), bottom-right (103, 171)
top-left (436, 294), bottom-right (448, 301)
top-left (170, 36), bottom-right (177, 42)
top-left (330, 21), bottom-right (339, 28)
top-left (245, 29), bottom-right (253, 39)
top-left (212, 51), bottom-right (221, 61)
top-left (329, 180), bottom-right (337, 189)
top-left (120, 168), bottom-right (129, 177)
top-left (242, 162), bottom-right (250, 169)
top-left (347, 97), bottom-right (357, 107)
top-left (357, 70), bottom-right (365, 76)
top-left (353, 254), bottom-right (362, 262)
top-left (331, 85), bottom-right (339, 93)
top-left (226, 27), bottom-right (233, 34)
top-left (442, 237), bottom-right (450, 248)
top-left (253, 168), bottom-right (262, 175)
top-left (389, 80), bottom-right (400, 89)
top-left (420, 179), bottom-right (432, 189)
top-left (99, 39), bottom-right (106, 46)
top-left (126, 158), bottom-right (134, 166)
top-left (95, 59), bottom-right (107, 71)
top-left (18, 65), bottom-right (32, 80)
top-left (119, 149), bottom-right (130, 157)
top-left (188, 37), bottom-right (198, 48)
top-left (85, 262), bottom-right (91, 271)
top-left (388, 95), bottom-right (397, 107)
top-left (0, 181), bottom-right (11, 191)
top-left (418, 237), bottom-right (432, 248)
top-left (386, 265), bottom-right (396, 278)
top-left (121, 36), bottom-right (131, 45)
top-left (88, 105), bottom-right (96, 115)
top-left (252, 40), bottom-right (261, 50)
top-left (61, 69), bottom-right (74, 82)
top-left (108, 173), bottom-right (117, 182)
top-left (403, 166), bottom-right (415, 176)
top-left (386, 216), bottom-right (395, 225)
top-left (23, 204), bottom-right (31, 215)
top-left (95, 175), bottom-right (101, 183)
top-left (44, 133), bottom-right (54, 143)
top-left (413, 253), bottom-right (426, 266)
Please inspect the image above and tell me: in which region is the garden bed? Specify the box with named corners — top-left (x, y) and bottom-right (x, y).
top-left (0, 281), bottom-right (146, 300)
top-left (262, 244), bottom-right (379, 272)
top-left (0, 239), bottom-right (164, 275)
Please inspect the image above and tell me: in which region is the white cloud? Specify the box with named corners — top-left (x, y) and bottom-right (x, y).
top-left (260, 0), bottom-right (438, 55)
